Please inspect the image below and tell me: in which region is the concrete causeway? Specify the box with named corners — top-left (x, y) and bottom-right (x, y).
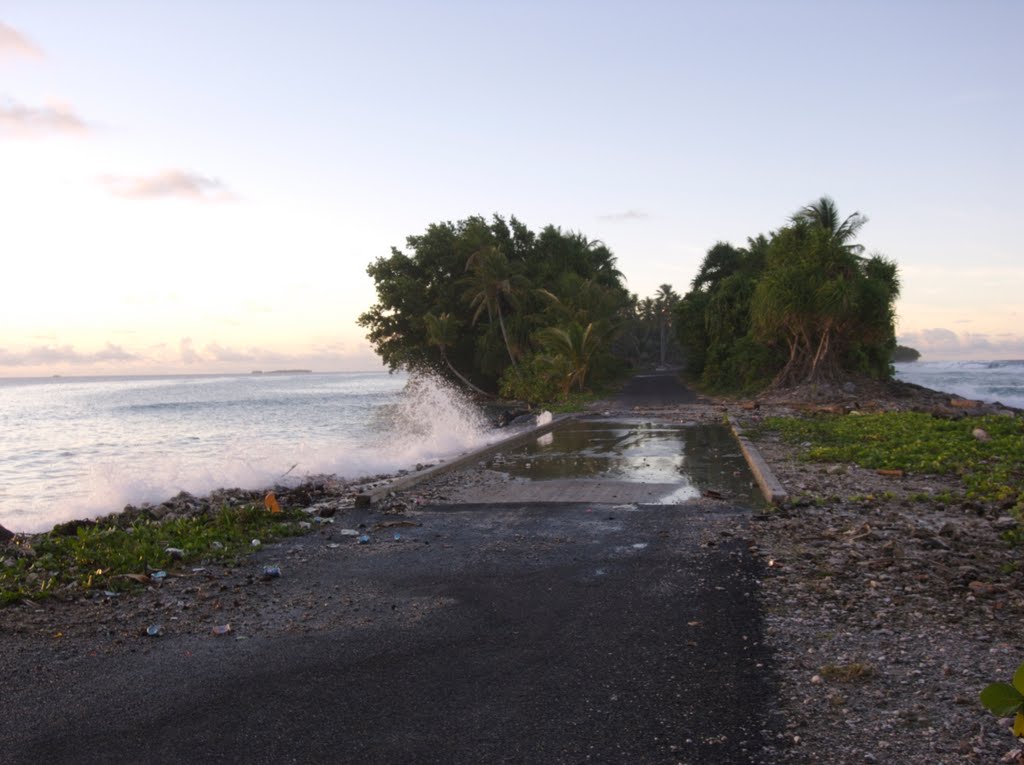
top-left (3, 372), bottom-right (784, 765)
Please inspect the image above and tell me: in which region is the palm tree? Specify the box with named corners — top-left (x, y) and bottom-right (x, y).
top-left (654, 283), bottom-right (680, 368)
top-left (424, 312), bottom-right (491, 397)
top-left (536, 322), bottom-right (603, 395)
top-left (463, 246), bottom-right (526, 370)
top-left (792, 195), bottom-right (868, 255)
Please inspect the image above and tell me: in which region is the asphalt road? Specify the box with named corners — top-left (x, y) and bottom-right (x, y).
top-left (611, 370), bottom-right (699, 408)
top-left (3, 375), bottom-right (780, 765)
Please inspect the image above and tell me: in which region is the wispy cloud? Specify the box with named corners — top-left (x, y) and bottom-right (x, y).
top-left (0, 97), bottom-right (87, 137)
top-left (0, 22), bottom-right (43, 60)
top-left (0, 343), bottom-right (139, 367)
top-left (598, 209), bottom-right (650, 222)
top-left (100, 170), bottom-right (234, 202)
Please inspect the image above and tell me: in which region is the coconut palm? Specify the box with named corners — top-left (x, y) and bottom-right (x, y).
top-left (792, 195), bottom-right (868, 255)
top-left (655, 283), bottom-right (680, 368)
top-left (424, 312), bottom-right (491, 396)
top-left (536, 322), bottom-right (603, 395)
top-left (463, 246), bottom-right (527, 370)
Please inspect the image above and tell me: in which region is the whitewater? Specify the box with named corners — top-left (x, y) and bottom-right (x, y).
top-left (0, 371), bottom-right (494, 534)
top-left (2, 362), bottom-right (1020, 534)
top-left (893, 359), bottom-right (1024, 410)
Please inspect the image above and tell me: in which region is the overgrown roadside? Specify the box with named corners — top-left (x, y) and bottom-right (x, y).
top-left (735, 390), bottom-right (1024, 764)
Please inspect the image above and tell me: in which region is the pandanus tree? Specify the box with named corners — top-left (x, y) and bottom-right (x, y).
top-left (752, 203), bottom-right (899, 387)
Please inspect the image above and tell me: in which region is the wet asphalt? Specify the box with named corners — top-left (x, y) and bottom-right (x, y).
top-left (3, 372), bottom-right (781, 764)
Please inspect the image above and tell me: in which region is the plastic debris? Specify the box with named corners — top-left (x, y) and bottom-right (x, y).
top-left (150, 570), bottom-right (167, 581)
top-left (357, 534), bottom-right (371, 545)
top-left (339, 529), bottom-right (360, 536)
top-left (211, 541), bottom-right (224, 550)
top-left (211, 624), bottom-right (233, 636)
top-left (264, 491), bottom-right (282, 514)
top-left (164, 547), bottom-right (185, 560)
top-left (262, 565), bottom-right (281, 578)
top-left (393, 533), bottom-right (402, 542)
top-left (146, 624), bottom-right (164, 637)
top-left (298, 521), bottom-right (311, 530)
top-left (251, 539), bottom-right (261, 547)
top-left (326, 543), bottom-right (341, 549)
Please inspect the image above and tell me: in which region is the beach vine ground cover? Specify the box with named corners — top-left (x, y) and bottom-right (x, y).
top-left (0, 505), bottom-right (308, 606)
top-left (761, 411), bottom-right (1024, 517)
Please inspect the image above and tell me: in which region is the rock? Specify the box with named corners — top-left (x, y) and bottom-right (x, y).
top-left (0, 522), bottom-right (13, 544)
top-left (992, 517), bottom-right (1018, 532)
top-left (949, 398), bottom-right (982, 409)
top-left (972, 427), bottom-right (991, 442)
top-left (50, 518), bottom-right (98, 537)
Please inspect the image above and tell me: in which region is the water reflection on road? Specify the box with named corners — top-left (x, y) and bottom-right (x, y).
top-left (490, 419), bottom-right (762, 505)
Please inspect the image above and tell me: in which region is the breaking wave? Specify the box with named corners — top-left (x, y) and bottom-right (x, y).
top-left (0, 371), bottom-right (496, 533)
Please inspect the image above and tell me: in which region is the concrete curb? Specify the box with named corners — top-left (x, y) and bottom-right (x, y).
top-left (355, 413), bottom-right (577, 506)
top-left (728, 419), bottom-right (788, 505)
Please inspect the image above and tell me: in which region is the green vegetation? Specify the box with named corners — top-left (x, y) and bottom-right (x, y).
top-left (676, 196), bottom-right (900, 392)
top-left (358, 214), bottom-right (681, 405)
top-left (761, 412), bottom-right (1024, 513)
top-left (0, 504), bottom-right (308, 606)
top-left (891, 344), bottom-right (921, 362)
top-left (980, 662), bottom-right (1024, 739)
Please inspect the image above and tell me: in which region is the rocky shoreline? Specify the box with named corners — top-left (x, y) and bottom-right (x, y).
top-left (2, 377), bottom-right (1022, 763)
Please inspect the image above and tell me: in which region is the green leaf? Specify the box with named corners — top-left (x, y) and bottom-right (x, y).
top-left (980, 682), bottom-right (1024, 717)
top-left (1014, 663), bottom-right (1024, 695)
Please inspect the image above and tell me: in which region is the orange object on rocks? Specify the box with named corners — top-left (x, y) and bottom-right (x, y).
top-left (264, 491), bottom-right (281, 514)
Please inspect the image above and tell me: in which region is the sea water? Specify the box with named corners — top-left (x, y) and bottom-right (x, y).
top-left (893, 360), bottom-right (1024, 410)
top-left (0, 371), bottom-right (492, 533)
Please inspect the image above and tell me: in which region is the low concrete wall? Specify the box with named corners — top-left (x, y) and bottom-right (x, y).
top-left (355, 414), bottom-right (576, 506)
top-left (728, 419), bottom-right (788, 505)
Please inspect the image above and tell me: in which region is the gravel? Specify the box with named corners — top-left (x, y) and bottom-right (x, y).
top-left (2, 378), bottom-right (1022, 763)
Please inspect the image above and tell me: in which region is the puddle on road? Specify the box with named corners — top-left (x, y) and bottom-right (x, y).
top-left (488, 420), bottom-right (762, 504)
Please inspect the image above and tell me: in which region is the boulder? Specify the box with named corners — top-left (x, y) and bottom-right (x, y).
top-left (0, 522), bottom-right (13, 544)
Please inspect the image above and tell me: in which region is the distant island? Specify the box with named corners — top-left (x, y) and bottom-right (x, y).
top-left (251, 369), bottom-right (313, 375)
top-left (891, 346), bottom-right (921, 363)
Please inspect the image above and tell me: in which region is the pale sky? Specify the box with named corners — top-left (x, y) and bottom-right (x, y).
top-left (2, 0), bottom-right (1021, 375)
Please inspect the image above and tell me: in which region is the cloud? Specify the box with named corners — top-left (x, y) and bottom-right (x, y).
top-left (0, 97), bottom-right (88, 137)
top-left (598, 209), bottom-right (650, 222)
top-left (100, 170), bottom-right (234, 202)
top-left (0, 22), bottom-right (43, 59)
top-left (179, 338), bottom-right (203, 365)
top-left (205, 343), bottom-right (255, 363)
top-left (898, 328), bottom-right (1024, 359)
top-left (0, 343), bottom-right (139, 367)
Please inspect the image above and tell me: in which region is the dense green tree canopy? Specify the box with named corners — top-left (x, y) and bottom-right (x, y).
top-left (358, 215), bottom-right (634, 400)
top-left (675, 197), bottom-right (900, 391)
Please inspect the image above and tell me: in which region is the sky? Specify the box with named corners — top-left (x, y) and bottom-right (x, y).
top-left (1, 0), bottom-right (1021, 376)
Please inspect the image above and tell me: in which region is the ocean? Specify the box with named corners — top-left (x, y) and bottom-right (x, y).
top-left (893, 360), bottom-right (1024, 410)
top-left (2, 362), bottom-right (1021, 535)
top-left (0, 371), bottom-right (493, 534)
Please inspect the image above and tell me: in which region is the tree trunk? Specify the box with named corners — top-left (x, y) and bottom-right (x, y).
top-left (496, 303), bottom-right (518, 371)
top-left (442, 350), bottom-right (493, 397)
